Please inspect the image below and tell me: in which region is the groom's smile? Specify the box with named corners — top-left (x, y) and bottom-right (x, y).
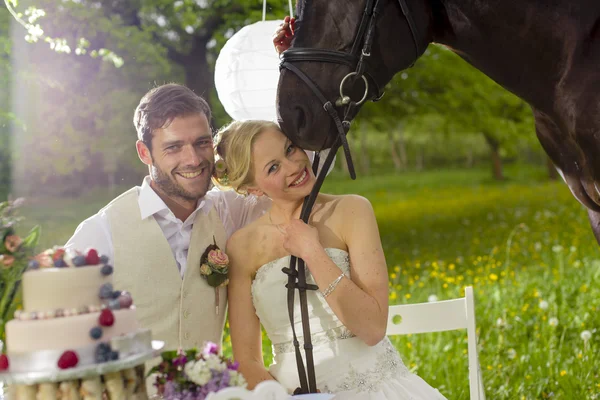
top-left (178, 170), bottom-right (204, 179)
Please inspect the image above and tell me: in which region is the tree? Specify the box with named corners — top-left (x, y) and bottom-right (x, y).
top-left (0, 6), bottom-right (13, 197)
top-left (357, 44), bottom-right (536, 179)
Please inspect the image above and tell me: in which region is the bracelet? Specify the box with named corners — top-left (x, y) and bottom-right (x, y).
top-left (321, 272), bottom-right (345, 298)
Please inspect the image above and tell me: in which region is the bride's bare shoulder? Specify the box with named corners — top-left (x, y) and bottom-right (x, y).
top-left (226, 216), bottom-right (271, 269)
top-left (319, 193), bottom-right (373, 216)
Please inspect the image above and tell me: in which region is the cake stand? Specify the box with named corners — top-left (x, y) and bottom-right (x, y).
top-left (0, 340), bottom-right (164, 387)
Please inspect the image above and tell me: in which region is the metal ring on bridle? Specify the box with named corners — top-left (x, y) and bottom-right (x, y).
top-left (339, 72), bottom-right (369, 106)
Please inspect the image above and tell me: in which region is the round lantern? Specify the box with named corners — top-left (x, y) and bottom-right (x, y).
top-left (214, 20), bottom-right (284, 121)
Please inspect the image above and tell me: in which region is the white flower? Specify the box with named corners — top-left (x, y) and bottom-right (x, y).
top-left (580, 330), bottom-right (592, 342)
top-left (185, 360), bottom-right (211, 386)
top-left (228, 370), bottom-right (247, 388)
top-left (496, 318), bottom-right (506, 328)
top-left (570, 246), bottom-right (577, 253)
top-left (539, 300), bottom-right (549, 310)
top-left (549, 317), bottom-right (559, 327)
top-left (552, 245), bottom-right (563, 253)
top-left (428, 295), bottom-right (438, 303)
top-left (507, 348), bottom-right (517, 360)
top-left (205, 354), bottom-right (226, 372)
top-left (534, 242), bottom-right (542, 252)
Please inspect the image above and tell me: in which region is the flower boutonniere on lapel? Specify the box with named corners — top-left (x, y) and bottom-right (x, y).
top-left (199, 237), bottom-right (229, 315)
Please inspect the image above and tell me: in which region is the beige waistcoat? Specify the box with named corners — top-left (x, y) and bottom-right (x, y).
top-left (104, 188), bottom-right (227, 394)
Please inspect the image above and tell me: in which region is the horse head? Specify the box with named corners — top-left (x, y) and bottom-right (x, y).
top-left (276, 0), bottom-right (430, 151)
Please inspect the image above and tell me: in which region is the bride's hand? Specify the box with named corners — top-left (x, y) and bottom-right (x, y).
top-left (277, 219), bottom-right (321, 260)
top-left (273, 15), bottom-right (296, 54)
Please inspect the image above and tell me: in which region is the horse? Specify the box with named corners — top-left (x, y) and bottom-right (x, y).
top-left (275, 0), bottom-right (600, 245)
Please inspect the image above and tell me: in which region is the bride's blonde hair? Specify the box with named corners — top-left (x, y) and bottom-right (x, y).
top-left (213, 120), bottom-right (281, 195)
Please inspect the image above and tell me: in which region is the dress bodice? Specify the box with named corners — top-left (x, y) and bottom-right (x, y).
top-left (251, 248), bottom-right (352, 351)
top-left (250, 248), bottom-right (447, 399)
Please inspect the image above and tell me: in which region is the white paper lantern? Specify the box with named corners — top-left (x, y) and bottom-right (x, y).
top-left (214, 20), bottom-right (284, 121)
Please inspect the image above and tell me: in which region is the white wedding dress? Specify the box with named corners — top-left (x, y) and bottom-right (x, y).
top-left (251, 248), bottom-right (447, 399)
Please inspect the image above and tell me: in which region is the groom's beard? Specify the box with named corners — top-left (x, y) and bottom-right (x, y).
top-left (150, 162), bottom-right (212, 203)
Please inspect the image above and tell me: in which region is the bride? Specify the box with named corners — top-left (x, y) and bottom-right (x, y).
top-left (213, 120), bottom-right (446, 399)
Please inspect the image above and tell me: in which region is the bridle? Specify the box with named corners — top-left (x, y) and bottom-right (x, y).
top-left (278, 0), bottom-right (423, 394)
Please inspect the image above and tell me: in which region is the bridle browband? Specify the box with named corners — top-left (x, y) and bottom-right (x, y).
top-left (278, 0), bottom-right (423, 394)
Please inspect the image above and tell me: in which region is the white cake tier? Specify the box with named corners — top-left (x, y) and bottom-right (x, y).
top-left (22, 265), bottom-right (111, 313)
top-left (5, 308), bottom-right (139, 354)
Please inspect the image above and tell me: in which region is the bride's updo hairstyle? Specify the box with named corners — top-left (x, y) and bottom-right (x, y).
top-left (213, 120), bottom-right (281, 195)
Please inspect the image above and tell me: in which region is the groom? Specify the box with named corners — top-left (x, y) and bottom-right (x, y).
top-left (65, 83), bottom-right (272, 375)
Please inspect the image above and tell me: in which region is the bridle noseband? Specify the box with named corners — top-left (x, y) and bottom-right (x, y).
top-left (278, 0), bottom-right (422, 394)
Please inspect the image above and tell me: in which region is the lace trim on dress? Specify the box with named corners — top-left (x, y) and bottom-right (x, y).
top-left (272, 326), bottom-right (356, 354)
top-left (323, 339), bottom-right (411, 394)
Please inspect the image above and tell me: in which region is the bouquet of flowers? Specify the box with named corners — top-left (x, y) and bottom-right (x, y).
top-left (151, 342), bottom-right (247, 400)
top-left (0, 198), bottom-right (40, 345)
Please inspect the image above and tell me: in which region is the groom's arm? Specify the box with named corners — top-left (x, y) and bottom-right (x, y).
top-left (64, 212), bottom-right (114, 261)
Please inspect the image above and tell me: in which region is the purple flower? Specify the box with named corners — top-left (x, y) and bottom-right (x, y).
top-left (202, 342), bottom-right (219, 357)
top-left (217, 371), bottom-right (230, 389)
top-left (173, 354), bottom-right (188, 367)
top-left (163, 381), bottom-right (178, 399)
top-left (227, 360), bottom-right (239, 371)
top-left (204, 379), bottom-right (219, 394)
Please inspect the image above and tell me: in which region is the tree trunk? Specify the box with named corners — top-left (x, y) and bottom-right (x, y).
top-left (546, 156), bottom-right (559, 180)
top-left (180, 38), bottom-right (213, 110)
top-left (359, 124), bottom-right (370, 175)
top-left (483, 133), bottom-right (504, 180)
top-left (416, 147), bottom-right (424, 171)
top-left (340, 147), bottom-right (350, 174)
top-left (388, 131), bottom-right (403, 171)
top-left (108, 172), bottom-right (116, 194)
top-left (465, 148), bottom-right (474, 168)
top-left (397, 130), bottom-right (407, 168)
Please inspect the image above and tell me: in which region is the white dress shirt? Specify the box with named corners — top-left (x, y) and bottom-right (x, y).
top-left (65, 176), bottom-right (270, 277)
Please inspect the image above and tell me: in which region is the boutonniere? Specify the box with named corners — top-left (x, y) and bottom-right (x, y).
top-left (199, 236), bottom-right (229, 315)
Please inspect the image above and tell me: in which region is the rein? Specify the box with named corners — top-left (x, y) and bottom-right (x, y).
top-left (279, 0), bottom-right (422, 393)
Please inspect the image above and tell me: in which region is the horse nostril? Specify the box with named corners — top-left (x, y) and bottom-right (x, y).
top-left (296, 106), bottom-right (307, 131)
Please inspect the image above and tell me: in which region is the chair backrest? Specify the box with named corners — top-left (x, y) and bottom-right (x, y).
top-left (386, 286), bottom-right (485, 400)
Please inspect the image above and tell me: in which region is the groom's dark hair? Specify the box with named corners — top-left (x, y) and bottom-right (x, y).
top-left (133, 83), bottom-right (212, 151)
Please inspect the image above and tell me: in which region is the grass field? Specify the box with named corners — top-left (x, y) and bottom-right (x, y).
top-left (18, 165), bottom-right (600, 399)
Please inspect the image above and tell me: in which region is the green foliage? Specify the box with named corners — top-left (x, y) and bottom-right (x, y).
top-left (4, 0), bottom-right (124, 67)
top-left (0, 198), bottom-right (41, 345)
top-left (6, 0), bottom-right (174, 195)
top-left (0, 6), bottom-right (12, 198)
top-left (358, 45), bottom-right (537, 173)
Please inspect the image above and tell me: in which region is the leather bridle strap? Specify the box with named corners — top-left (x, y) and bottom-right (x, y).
top-left (282, 140), bottom-right (341, 394)
top-left (278, 0), bottom-right (422, 393)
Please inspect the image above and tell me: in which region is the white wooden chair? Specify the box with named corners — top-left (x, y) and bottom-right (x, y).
top-left (386, 286), bottom-right (486, 400)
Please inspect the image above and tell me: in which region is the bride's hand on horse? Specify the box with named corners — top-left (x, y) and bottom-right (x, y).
top-left (273, 15), bottom-right (295, 54)
top-left (277, 219), bottom-right (322, 260)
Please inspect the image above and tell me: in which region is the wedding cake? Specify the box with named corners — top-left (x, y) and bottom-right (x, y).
top-left (0, 247), bottom-right (154, 399)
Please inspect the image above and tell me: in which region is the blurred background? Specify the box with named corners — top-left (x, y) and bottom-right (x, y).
top-left (0, 1), bottom-right (598, 399)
